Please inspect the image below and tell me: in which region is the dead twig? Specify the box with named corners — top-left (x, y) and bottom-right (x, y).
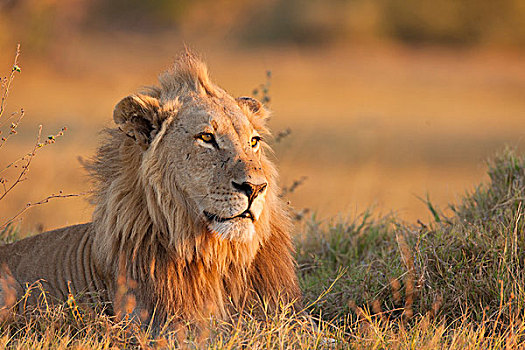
top-left (0, 44), bottom-right (21, 122)
top-left (274, 128), bottom-right (291, 143)
top-left (0, 191), bottom-right (84, 232)
top-left (0, 126), bottom-right (67, 200)
top-left (280, 176), bottom-right (308, 197)
top-left (0, 110), bottom-right (25, 149)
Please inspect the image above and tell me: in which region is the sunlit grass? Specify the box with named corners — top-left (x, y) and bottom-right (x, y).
top-left (1, 150), bottom-right (525, 348)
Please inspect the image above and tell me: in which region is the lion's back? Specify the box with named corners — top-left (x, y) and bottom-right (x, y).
top-left (0, 223), bottom-right (110, 308)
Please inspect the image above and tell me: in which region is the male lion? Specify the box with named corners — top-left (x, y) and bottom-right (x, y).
top-left (0, 53), bottom-right (301, 328)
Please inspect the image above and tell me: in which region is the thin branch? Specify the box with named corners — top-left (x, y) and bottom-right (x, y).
top-left (280, 176), bottom-right (308, 197)
top-left (274, 128), bottom-right (292, 143)
top-left (0, 44), bottom-right (21, 122)
top-left (0, 192), bottom-right (84, 232)
top-left (0, 108), bottom-right (25, 149)
top-left (0, 45), bottom-right (74, 232)
top-left (0, 125), bottom-right (66, 185)
top-left (0, 125), bottom-right (42, 201)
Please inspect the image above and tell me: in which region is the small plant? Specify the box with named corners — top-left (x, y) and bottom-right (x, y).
top-left (253, 71), bottom-right (309, 222)
top-left (0, 45), bottom-right (76, 236)
top-left (252, 70), bottom-right (272, 105)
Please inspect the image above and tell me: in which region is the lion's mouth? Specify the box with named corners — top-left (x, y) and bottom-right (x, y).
top-left (204, 210), bottom-right (254, 223)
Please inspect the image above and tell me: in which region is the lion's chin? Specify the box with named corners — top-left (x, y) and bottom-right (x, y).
top-left (208, 219), bottom-right (255, 242)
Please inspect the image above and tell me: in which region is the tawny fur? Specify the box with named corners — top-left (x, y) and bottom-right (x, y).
top-left (0, 53), bottom-right (301, 328)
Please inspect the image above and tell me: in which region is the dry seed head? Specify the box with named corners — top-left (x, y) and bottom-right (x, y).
top-left (372, 299), bottom-right (382, 315)
top-left (140, 309), bottom-right (149, 322)
top-left (396, 232), bottom-right (415, 271)
top-left (154, 337), bottom-right (169, 349)
top-left (429, 294), bottom-right (443, 318)
top-left (348, 300), bottom-right (358, 313)
top-left (348, 300), bottom-right (368, 322)
top-left (404, 280), bottom-right (415, 322)
top-left (176, 323), bottom-right (188, 348)
top-left (124, 293), bottom-right (136, 314)
top-left (0, 264), bottom-right (17, 322)
top-left (390, 278), bottom-right (402, 305)
top-left (403, 307), bottom-right (413, 321)
top-left (405, 274), bottom-right (415, 306)
top-left (196, 327), bottom-right (211, 348)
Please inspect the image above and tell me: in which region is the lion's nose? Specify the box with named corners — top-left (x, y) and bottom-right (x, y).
top-left (232, 181), bottom-right (267, 202)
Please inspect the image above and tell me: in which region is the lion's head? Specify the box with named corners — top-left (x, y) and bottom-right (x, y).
top-left (112, 54), bottom-right (274, 243)
top-left (88, 53), bottom-right (287, 277)
top-left (85, 52), bottom-right (299, 324)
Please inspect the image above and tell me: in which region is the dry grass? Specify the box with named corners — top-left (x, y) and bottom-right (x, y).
top-left (0, 282), bottom-right (524, 349)
top-left (1, 150), bottom-right (525, 348)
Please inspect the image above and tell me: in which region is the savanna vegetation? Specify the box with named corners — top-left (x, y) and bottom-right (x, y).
top-left (1, 47), bottom-right (525, 349)
top-left (1, 142), bottom-right (525, 348)
top-left (3, 0), bottom-right (525, 48)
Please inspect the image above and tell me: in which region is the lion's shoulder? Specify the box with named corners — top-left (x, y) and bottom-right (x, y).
top-left (0, 223), bottom-right (104, 305)
top-left (0, 223), bottom-right (92, 254)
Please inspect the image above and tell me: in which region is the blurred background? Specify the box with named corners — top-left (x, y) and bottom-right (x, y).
top-left (1, 0), bottom-right (525, 232)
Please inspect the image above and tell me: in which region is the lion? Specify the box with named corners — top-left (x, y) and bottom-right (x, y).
top-left (0, 52), bottom-right (301, 328)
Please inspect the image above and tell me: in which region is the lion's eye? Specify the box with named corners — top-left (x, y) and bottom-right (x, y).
top-left (251, 136), bottom-right (261, 148)
top-left (197, 133), bottom-right (214, 143)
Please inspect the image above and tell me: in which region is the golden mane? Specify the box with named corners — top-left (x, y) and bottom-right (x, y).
top-left (83, 53), bottom-right (301, 325)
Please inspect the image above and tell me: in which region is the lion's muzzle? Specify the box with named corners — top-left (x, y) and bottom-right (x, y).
top-left (231, 181), bottom-right (267, 204)
top-left (204, 180), bottom-right (268, 241)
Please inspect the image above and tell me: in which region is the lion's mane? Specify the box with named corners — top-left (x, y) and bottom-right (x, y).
top-left (85, 54), bottom-right (301, 325)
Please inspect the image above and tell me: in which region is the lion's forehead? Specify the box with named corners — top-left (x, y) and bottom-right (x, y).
top-left (180, 98), bottom-right (254, 145)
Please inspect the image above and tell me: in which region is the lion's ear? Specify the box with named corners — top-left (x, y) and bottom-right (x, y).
top-left (113, 94), bottom-right (161, 149)
top-left (237, 96), bottom-right (269, 133)
top-left (236, 96), bottom-right (263, 114)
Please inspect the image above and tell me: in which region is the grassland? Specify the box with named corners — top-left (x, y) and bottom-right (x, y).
top-left (2, 36), bottom-right (525, 348)
top-left (1, 38), bottom-right (525, 233)
top-left (1, 150), bottom-right (525, 349)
